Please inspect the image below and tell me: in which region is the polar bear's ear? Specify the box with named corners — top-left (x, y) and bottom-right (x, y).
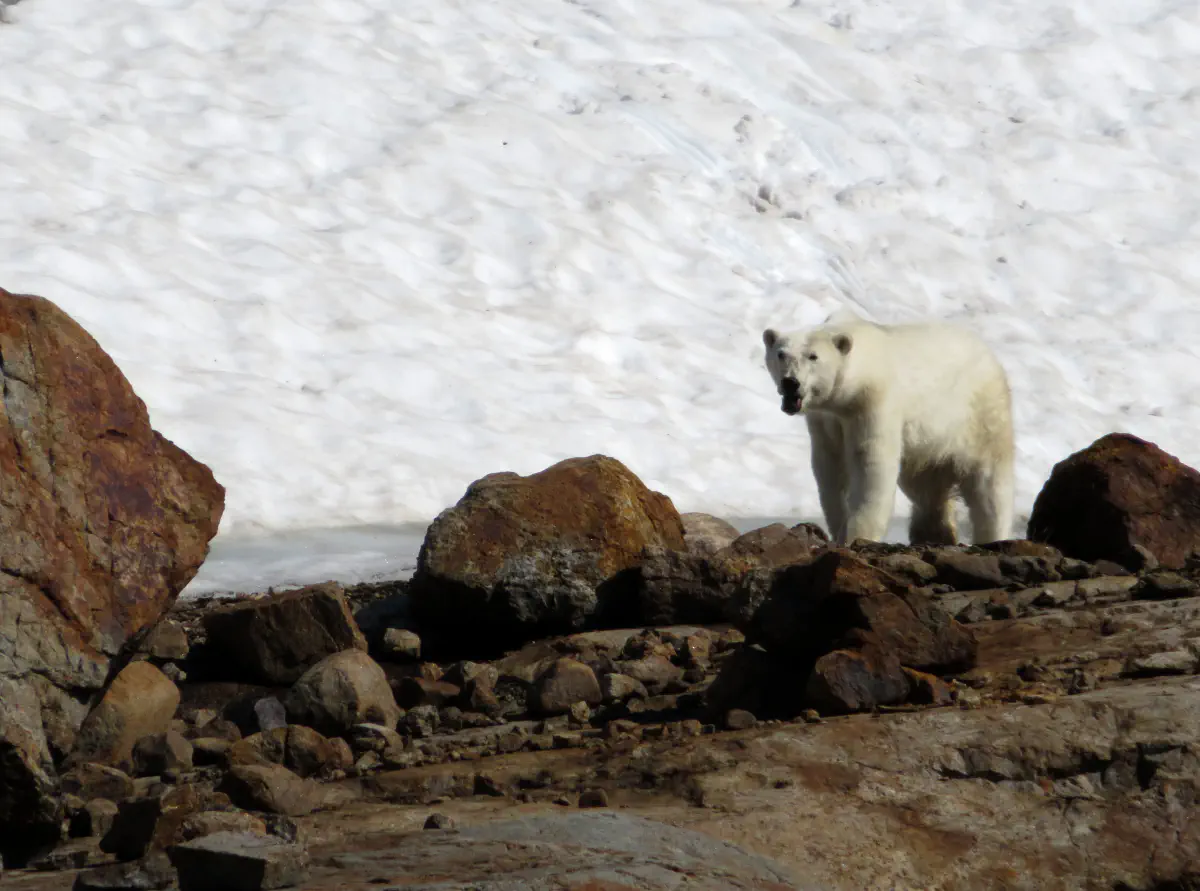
top-left (762, 328), bottom-right (779, 348)
top-left (833, 333), bottom-right (853, 355)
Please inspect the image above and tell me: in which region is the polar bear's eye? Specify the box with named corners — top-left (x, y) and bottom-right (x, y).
top-left (807, 353), bottom-right (818, 361)
top-left (776, 350), bottom-right (786, 361)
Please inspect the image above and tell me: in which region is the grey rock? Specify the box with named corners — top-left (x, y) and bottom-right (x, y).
top-left (168, 831), bottom-right (310, 891)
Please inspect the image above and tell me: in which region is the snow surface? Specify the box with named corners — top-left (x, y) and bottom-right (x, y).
top-left (3, 0), bottom-right (1199, 595)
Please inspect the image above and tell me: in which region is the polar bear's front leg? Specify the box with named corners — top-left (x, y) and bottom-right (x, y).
top-left (807, 414), bottom-right (847, 543)
top-left (843, 417), bottom-right (902, 544)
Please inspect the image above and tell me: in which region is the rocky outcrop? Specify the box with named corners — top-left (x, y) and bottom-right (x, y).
top-left (710, 549), bottom-right (976, 716)
top-left (0, 289), bottom-right (223, 863)
top-left (1028, 432), bottom-right (1200, 570)
top-left (410, 455), bottom-right (685, 655)
top-left (198, 583), bottom-right (368, 685)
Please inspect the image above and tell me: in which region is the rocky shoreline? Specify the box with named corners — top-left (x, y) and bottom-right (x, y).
top-left (2, 288), bottom-right (1200, 890)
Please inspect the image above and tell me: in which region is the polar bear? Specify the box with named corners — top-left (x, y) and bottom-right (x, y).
top-left (762, 312), bottom-right (1014, 545)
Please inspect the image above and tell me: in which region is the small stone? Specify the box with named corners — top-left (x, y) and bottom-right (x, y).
top-left (578, 788), bottom-right (609, 808)
top-left (473, 774), bottom-right (506, 797)
top-left (1128, 650), bottom-right (1197, 676)
top-left (168, 830), bottom-right (310, 891)
top-left (191, 738), bottom-right (232, 767)
top-left (724, 709), bottom-right (758, 731)
top-left (350, 723), bottom-right (405, 754)
top-left (217, 765), bottom-right (323, 817)
top-left (567, 701), bottom-right (592, 725)
top-left (1134, 572), bottom-right (1199, 601)
top-left (30, 839), bottom-right (96, 871)
top-left (598, 673), bottom-right (648, 703)
top-left (178, 810), bottom-right (268, 843)
top-left (132, 731), bottom-right (194, 778)
top-left (252, 698), bottom-right (288, 733)
top-left (381, 628), bottom-right (422, 660)
top-left (400, 705), bottom-right (439, 739)
top-left (141, 619), bottom-right (190, 662)
top-left (423, 813), bottom-right (454, 830)
top-left (535, 659), bottom-right (602, 716)
top-left (801, 709), bottom-right (822, 724)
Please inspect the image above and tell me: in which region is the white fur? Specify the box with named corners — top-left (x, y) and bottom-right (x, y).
top-left (762, 313), bottom-right (1014, 546)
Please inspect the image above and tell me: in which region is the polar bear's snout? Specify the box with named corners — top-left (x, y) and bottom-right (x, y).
top-left (780, 376), bottom-right (802, 415)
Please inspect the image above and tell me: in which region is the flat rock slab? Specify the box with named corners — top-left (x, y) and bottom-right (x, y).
top-left (168, 831), bottom-right (310, 891)
top-left (314, 812), bottom-right (808, 890)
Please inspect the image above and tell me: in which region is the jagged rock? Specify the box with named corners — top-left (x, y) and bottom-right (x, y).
top-left (599, 672), bottom-right (648, 703)
top-left (177, 810), bottom-right (268, 843)
top-left (72, 850), bottom-right (176, 890)
top-left (747, 550), bottom-right (977, 672)
top-left (401, 705), bottom-right (440, 739)
top-left (711, 550), bottom-right (976, 716)
top-left (139, 620), bottom-right (190, 662)
top-left (72, 662), bottom-right (181, 769)
top-left (410, 455), bottom-right (686, 655)
top-left (349, 723), bottom-right (404, 754)
top-left (131, 731), bottom-right (193, 778)
top-left (0, 290), bottom-right (222, 861)
top-left (60, 762), bottom-right (136, 802)
top-left (227, 728), bottom-right (288, 769)
top-left (200, 583), bottom-right (368, 685)
top-left (928, 551), bottom-right (1009, 590)
top-left (396, 676), bottom-right (461, 709)
top-left (679, 512), bottom-right (741, 557)
top-left (640, 523), bottom-right (828, 626)
top-left (217, 765), bottom-right (323, 817)
top-left (424, 813), bottom-right (454, 830)
top-left (1028, 432), bottom-right (1200, 570)
top-left (168, 830), bottom-right (311, 891)
top-left (535, 658), bottom-right (602, 716)
top-left (284, 649), bottom-right (401, 736)
top-left (805, 649), bottom-right (911, 713)
top-left (614, 655), bottom-right (683, 693)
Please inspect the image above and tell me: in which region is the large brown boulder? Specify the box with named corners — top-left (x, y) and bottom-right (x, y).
top-left (284, 649), bottom-right (401, 736)
top-left (410, 455), bottom-right (685, 655)
top-left (0, 289), bottom-right (224, 863)
top-left (199, 582), bottom-right (368, 685)
top-left (72, 661), bottom-right (181, 769)
top-left (1028, 433), bottom-right (1200, 570)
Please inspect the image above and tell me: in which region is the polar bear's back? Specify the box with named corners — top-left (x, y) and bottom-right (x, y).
top-left (843, 320), bottom-right (1012, 469)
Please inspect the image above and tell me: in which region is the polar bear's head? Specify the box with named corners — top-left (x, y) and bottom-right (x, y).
top-left (762, 326), bottom-right (853, 415)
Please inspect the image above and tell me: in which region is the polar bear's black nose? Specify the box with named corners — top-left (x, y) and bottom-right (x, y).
top-left (781, 377), bottom-right (799, 396)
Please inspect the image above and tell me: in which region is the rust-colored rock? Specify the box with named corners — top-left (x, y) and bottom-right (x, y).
top-left (199, 582), bottom-right (368, 686)
top-left (411, 455), bottom-right (685, 655)
top-left (1028, 432), bottom-right (1200, 570)
top-left (0, 289), bottom-right (223, 855)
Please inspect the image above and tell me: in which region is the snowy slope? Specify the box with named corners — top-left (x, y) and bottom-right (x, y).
top-left (3, 0), bottom-right (1198, 564)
